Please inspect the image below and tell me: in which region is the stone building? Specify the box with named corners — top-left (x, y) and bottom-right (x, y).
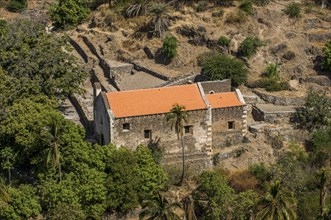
top-left (94, 80), bottom-right (247, 168)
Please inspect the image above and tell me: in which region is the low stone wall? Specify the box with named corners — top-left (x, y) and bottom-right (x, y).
top-left (253, 90), bottom-right (305, 106)
top-left (252, 104), bottom-right (296, 124)
top-left (69, 95), bottom-right (93, 133)
top-left (132, 61), bottom-right (169, 81)
top-left (155, 73), bottom-right (197, 88)
top-left (69, 37), bottom-right (88, 63)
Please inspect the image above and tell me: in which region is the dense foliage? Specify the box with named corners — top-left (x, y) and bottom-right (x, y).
top-left (201, 54), bottom-right (248, 87)
top-left (162, 35), bottom-right (177, 60)
top-left (50, 0), bottom-right (90, 29)
top-left (238, 36), bottom-right (262, 58)
top-left (6, 0), bottom-right (27, 12)
top-left (323, 40), bottom-right (331, 72)
top-left (284, 2), bottom-right (301, 18)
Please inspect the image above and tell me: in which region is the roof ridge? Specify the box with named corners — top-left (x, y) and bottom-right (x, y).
top-left (106, 83), bottom-right (197, 94)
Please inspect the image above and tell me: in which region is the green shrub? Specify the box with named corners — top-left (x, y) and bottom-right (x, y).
top-left (195, 1), bottom-right (208, 12)
top-left (50, 0), bottom-right (90, 29)
top-left (0, 19), bottom-right (7, 36)
top-left (257, 78), bottom-right (289, 91)
top-left (218, 36), bottom-right (231, 47)
top-left (226, 10), bottom-right (247, 24)
top-left (248, 162), bottom-right (270, 182)
top-left (162, 35), bottom-right (177, 59)
top-left (253, 0), bottom-right (269, 6)
top-left (238, 36), bottom-right (262, 58)
top-left (201, 54), bottom-right (248, 87)
top-left (212, 9), bottom-right (224, 17)
top-left (6, 0), bottom-right (27, 12)
top-left (323, 40), bottom-right (331, 71)
top-left (197, 50), bottom-right (219, 66)
top-left (239, 0), bottom-right (253, 14)
top-left (214, 0), bottom-right (234, 7)
top-left (263, 63), bottom-right (280, 79)
top-left (284, 3), bottom-right (301, 18)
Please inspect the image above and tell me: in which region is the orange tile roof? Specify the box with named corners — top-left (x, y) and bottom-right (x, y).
top-left (106, 84), bottom-right (207, 118)
top-left (206, 92), bottom-right (244, 109)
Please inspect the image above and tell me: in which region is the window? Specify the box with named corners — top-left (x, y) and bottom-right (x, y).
top-left (123, 123), bottom-right (131, 131)
top-left (228, 121), bottom-right (235, 130)
top-left (184, 125), bottom-right (193, 134)
top-left (209, 90), bottom-right (215, 94)
top-left (144, 130), bottom-right (152, 139)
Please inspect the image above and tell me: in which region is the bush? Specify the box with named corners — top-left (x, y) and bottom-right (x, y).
top-left (201, 54), bottom-right (248, 87)
top-left (263, 63), bottom-right (279, 79)
top-left (253, 0), bottom-right (269, 6)
top-left (0, 19), bottom-right (7, 36)
top-left (162, 35), bottom-right (177, 60)
top-left (50, 0), bottom-right (90, 29)
top-left (195, 1), bottom-right (208, 12)
top-left (238, 36), bottom-right (262, 58)
top-left (218, 36), bottom-right (231, 47)
top-left (296, 90), bottom-right (331, 131)
top-left (248, 162), bottom-right (270, 182)
top-left (226, 10), bottom-right (247, 24)
top-left (257, 78), bottom-right (289, 91)
top-left (6, 0), bottom-right (27, 12)
top-left (197, 50), bottom-right (219, 67)
top-left (239, 0), bottom-right (253, 14)
top-left (284, 3), bottom-right (301, 18)
top-left (214, 0), bottom-right (234, 7)
top-left (323, 40), bottom-right (331, 72)
top-left (211, 9), bottom-right (224, 17)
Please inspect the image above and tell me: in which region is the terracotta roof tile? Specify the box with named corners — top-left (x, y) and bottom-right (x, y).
top-left (206, 92), bottom-right (244, 109)
top-left (106, 84), bottom-right (207, 118)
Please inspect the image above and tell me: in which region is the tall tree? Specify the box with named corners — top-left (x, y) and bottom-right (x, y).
top-left (0, 147), bottom-right (16, 185)
top-left (45, 115), bottom-right (65, 181)
top-left (255, 180), bottom-right (297, 220)
top-left (139, 192), bottom-right (181, 220)
top-left (167, 104), bottom-right (188, 185)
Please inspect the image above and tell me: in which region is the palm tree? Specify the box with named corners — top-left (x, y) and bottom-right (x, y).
top-left (126, 0), bottom-right (148, 18)
top-left (148, 3), bottom-right (171, 37)
top-left (167, 104), bottom-right (188, 186)
top-left (139, 192), bottom-right (181, 220)
top-left (45, 115), bottom-right (64, 181)
top-left (255, 180), bottom-right (297, 220)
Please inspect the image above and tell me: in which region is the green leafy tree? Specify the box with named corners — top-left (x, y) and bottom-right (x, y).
top-left (296, 90), bottom-right (331, 131)
top-left (139, 193), bottom-right (181, 220)
top-left (231, 190), bottom-right (258, 220)
top-left (50, 0), bottom-right (90, 29)
top-left (323, 40), bottom-right (331, 72)
top-left (239, 36), bottom-right (262, 58)
top-left (162, 35), bottom-right (177, 60)
top-left (255, 180), bottom-right (297, 220)
top-left (135, 145), bottom-right (168, 199)
top-left (201, 54), bottom-right (248, 87)
top-left (311, 127), bottom-right (331, 167)
top-left (47, 203), bottom-right (85, 220)
top-left (0, 20), bottom-right (7, 37)
top-left (193, 171), bottom-right (234, 219)
top-left (105, 147), bottom-right (140, 212)
top-left (0, 185), bottom-right (41, 220)
top-left (167, 104), bottom-right (188, 186)
top-left (317, 168), bottom-right (330, 216)
top-left (149, 3), bottom-right (171, 37)
top-left (0, 20), bottom-right (87, 98)
top-left (0, 147), bottom-right (16, 185)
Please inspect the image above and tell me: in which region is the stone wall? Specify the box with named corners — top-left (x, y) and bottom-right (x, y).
top-left (110, 110), bottom-right (212, 167)
top-left (94, 94), bottom-right (111, 145)
top-left (200, 80), bottom-right (232, 94)
top-left (254, 90), bottom-right (305, 106)
top-left (211, 106), bottom-right (244, 148)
